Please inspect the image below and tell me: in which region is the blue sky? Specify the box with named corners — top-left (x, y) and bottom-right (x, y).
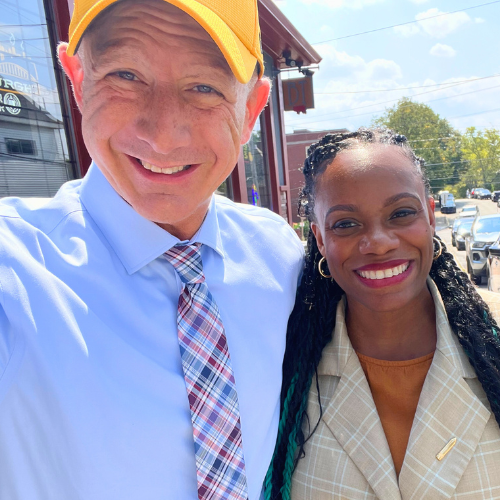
top-left (273, 0), bottom-right (500, 134)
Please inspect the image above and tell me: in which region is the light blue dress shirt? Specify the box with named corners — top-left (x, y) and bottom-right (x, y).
top-left (0, 163), bottom-right (304, 500)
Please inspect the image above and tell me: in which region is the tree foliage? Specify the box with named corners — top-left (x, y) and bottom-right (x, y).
top-left (460, 127), bottom-right (500, 190)
top-left (372, 97), bottom-right (462, 191)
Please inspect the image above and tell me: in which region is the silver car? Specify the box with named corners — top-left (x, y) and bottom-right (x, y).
top-left (466, 214), bottom-right (500, 284)
top-left (455, 219), bottom-right (474, 251)
top-left (458, 204), bottom-right (479, 218)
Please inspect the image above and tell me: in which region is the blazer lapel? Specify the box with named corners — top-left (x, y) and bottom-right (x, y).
top-left (320, 299), bottom-right (402, 500)
top-left (399, 280), bottom-right (491, 500)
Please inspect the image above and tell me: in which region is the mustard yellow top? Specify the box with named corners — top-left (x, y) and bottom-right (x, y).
top-left (357, 351), bottom-right (435, 477)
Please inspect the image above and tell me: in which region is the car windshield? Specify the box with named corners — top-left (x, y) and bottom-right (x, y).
top-left (458, 220), bottom-right (473, 233)
top-left (462, 207), bottom-right (476, 213)
top-left (475, 217), bottom-right (500, 234)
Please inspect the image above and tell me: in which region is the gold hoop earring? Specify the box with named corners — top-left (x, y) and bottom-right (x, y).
top-left (318, 256), bottom-right (332, 278)
top-left (433, 236), bottom-right (443, 260)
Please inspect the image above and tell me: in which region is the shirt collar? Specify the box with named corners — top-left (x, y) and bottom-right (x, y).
top-left (79, 162), bottom-right (224, 274)
top-left (317, 278), bottom-right (475, 379)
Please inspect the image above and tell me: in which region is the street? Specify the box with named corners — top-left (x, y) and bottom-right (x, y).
top-left (436, 197), bottom-right (500, 290)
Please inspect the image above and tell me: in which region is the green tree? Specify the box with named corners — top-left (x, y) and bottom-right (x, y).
top-left (461, 127), bottom-right (500, 190)
top-left (372, 97), bottom-right (462, 191)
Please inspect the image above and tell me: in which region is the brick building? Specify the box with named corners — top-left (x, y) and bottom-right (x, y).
top-left (286, 128), bottom-right (348, 223)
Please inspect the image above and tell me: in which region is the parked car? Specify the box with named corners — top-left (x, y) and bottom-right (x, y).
top-left (465, 214), bottom-right (500, 284)
top-left (451, 218), bottom-right (471, 247)
top-left (440, 191), bottom-right (456, 214)
top-left (458, 204), bottom-right (479, 218)
top-left (455, 219), bottom-right (474, 251)
top-left (492, 191), bottom-right (500, 202)
top-left (474, 188), bottom-right (492, 199)
top-left (487, 235), bottom-right (500, 292)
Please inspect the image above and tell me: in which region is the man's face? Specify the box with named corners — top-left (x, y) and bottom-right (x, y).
top-left (59, 0), bottom-right (269, 239)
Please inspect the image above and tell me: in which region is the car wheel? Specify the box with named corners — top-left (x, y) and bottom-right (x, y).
top-left (472, 273), bottom-right (482, 285)
top-left (457, 242), bottom-right (464, 251)
top-left (467, 259), bottom-right (481, 285)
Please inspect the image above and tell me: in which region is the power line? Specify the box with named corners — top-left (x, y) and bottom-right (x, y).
top-left (287, 84), bottom-right (500, 128)
top-left (287, 76), bottom-right (500, 126)
top-left (408, 137), bottom-right (461, 142)
top-left (311, 0), bottom-right (500, 45)
top-left (314, 74), bottom-right (500, 95)
top-left (449, 107), bottom-right (500, 119)
top-left (426, 157), bottom-right (499, 167)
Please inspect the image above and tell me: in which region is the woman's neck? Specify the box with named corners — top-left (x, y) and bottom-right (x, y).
top-left (346, 285), bottom-right (437, 361)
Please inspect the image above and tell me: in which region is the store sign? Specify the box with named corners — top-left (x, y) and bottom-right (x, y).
top-left (0, 92), bottom-right (21, 115)
top-left (282, 76), bottom-right (314, 114)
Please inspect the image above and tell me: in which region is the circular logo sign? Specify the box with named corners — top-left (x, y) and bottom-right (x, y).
top-left (4, 93), bottom-right (21, 115)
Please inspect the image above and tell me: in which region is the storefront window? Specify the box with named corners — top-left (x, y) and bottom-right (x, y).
top-left (0, 0), bottom-right (75, 197)
top-left (216, 178), bottom-right (232, 199)
top-left (244, 115), bottom-right (272, 210)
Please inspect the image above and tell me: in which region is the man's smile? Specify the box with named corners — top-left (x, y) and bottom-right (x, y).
top-left (137, 159), bottom-right (193, 175)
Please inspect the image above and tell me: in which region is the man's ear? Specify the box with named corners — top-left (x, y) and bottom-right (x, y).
top-left (240, 77), bottom-right (271, 144)
top-left (311, 222), bottom-right (326, 257)
top-left (58, 42), bottom-right (85, 110)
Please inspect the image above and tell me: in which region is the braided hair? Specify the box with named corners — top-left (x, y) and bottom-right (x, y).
top-left (264, 127), bottom-right (500, 500)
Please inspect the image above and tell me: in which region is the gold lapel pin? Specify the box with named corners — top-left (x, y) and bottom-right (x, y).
top-left (436, 437), bottom-right (457, 461)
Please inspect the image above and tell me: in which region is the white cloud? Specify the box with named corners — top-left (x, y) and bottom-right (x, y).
top-left (429, 43), bottom-right (456, 57)
top-left (394, 8), bottom-right (471, 39)
top-left (283, 46), bottom-right (405, 132)
top-left (475, 17), bottom-right (485, 23)
top-left (299, 0), bottom-right (386, 9)
top-left (394, 24), bottom-right (421, 37)
top-left (282, 44), bottom-right (500, 134)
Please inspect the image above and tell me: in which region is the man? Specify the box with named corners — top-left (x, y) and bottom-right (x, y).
top-left (0, 0), bottom-right (303, 498)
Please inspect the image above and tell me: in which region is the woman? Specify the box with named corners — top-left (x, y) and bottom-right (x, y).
top-left (265, 128), bottom-right (500, 499)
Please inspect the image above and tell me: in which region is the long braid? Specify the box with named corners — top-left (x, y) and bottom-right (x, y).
top-left (266, 127), bottom-right (500, 499)
top-left (265, 232), bottom-right (341, 500)
top-left (431, 237), bottom-right (500, 426)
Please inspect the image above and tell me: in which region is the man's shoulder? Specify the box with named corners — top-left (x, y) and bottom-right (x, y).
top-left (0, 179), bottom-right (86, 238)
top-left (214, 195), bottom-right (296, 231)
top-left (214, 195), bottom-right (304, 252)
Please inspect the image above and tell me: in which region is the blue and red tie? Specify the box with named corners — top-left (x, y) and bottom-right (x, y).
top-left (165, 243), bottom-right (248, 500)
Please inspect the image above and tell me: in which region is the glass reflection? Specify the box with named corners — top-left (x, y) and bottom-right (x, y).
top-left (244, 116), bottom-right (272, 210)
top-left (0, 0), bottom-right (74, 197)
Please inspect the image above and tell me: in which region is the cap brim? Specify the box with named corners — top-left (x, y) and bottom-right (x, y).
top-left (67, 0), bottom-right (264, 84)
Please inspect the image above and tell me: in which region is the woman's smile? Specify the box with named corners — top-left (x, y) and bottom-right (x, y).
top-left (354, 260), bottom-right (413, 288)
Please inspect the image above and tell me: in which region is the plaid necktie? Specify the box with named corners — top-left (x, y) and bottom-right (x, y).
top-left (165, 243), bottom-right (249, 500)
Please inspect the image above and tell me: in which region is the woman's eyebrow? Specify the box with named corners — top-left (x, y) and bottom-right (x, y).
top-left (383, 192), bottom-right (421, 207)
top-left (325, 204), bottom-right (357, 218)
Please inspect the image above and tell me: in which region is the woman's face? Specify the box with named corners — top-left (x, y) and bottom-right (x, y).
top-left (311, 144), bottom-right (436, 313)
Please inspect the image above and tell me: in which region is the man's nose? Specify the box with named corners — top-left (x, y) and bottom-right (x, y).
top-left (133, 87), bottom-right (191, 154)
top-left (358, 224), bottom-right (400, 255)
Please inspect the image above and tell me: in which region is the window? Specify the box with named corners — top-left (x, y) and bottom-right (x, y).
top-left (5, 138), bottom-right (36, 155)
top-left (244, 115), bottom-right (272, 210)
top-left (0, 0), bottom-right (75, 197)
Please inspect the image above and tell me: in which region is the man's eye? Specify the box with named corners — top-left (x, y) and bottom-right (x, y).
top-left (193, 85), bottom-right (218, 94)
top-left (115, 71), bottom-right (137, 81)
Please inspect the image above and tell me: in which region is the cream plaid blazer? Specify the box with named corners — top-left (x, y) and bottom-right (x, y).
top-left (292, 279), bottom-right (500, 500)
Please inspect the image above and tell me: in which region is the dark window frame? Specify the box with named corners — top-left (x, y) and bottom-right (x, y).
top-left (5, 138), bottom-right (37, 155)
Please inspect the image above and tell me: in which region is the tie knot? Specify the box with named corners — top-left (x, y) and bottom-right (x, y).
top-left (165, 243), bottom-right (205, 285)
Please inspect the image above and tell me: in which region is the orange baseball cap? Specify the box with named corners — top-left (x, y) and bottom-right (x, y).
top-left (66, 0), bottom-right (265, 84)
